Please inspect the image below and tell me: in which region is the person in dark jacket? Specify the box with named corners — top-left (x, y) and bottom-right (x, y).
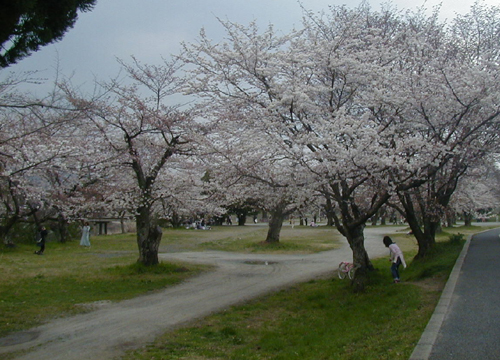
top-left (34, 226), bottom-right (48, 255)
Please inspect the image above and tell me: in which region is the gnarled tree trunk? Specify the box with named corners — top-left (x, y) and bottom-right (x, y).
top-left (265, 208), bottom-right (285, 243)
top-left (463, 211), bottom-right (473, 227)
top-left (57, 213), bottom-right (70, 243)
top-left (323, 197), bottom-right (335, 226)
top-left (343, 224), bottom-right (373, 292)
top-left (136, 205), bottom-right (162, 266)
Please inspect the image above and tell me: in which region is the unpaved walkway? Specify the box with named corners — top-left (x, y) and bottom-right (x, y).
top-left (0, 226), bottom-right (405, 360)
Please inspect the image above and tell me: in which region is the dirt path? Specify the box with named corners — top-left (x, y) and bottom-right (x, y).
top-left (0, 227), bottom-right (405, 360)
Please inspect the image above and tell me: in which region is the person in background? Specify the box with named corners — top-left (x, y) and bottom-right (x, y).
top-left (34, 226), bottom-right (48, 255)
top-left (80, 221), bottom-right (91, 247)
top-left (383, 236), bottom-right (407, 283)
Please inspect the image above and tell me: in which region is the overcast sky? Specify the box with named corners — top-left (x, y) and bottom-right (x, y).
top-left (5, 0), bottom-right (497, 94)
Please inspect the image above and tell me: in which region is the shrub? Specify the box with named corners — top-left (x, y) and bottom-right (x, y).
top-left (448, 233), bottom-right (464, 244)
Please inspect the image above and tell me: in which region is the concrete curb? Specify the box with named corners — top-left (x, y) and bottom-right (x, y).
top-left (409, 235), bottom-right (472, 360)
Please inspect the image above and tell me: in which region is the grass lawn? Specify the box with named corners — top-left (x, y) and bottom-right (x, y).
top-left (0, 223), bottom-right (494, 359)
top-left (0, 225), bottom-right (338, 338)
top-left (125, 259), bottom-right (436, 360)
top-left (0, 233), bottom-right (210, 337)
top-left (159, 225), bottom-right (339, 253)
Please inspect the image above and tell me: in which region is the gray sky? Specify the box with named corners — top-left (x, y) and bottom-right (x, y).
top-left (5, 0), bottom-right (497, 94)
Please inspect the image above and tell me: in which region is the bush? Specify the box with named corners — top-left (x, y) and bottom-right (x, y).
top-left (448, 233), bottom-right (464, 244)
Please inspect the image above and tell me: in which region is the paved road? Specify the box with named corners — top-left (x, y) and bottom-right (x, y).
top-left (411, 227), bottom-right (500, 360)
top-left (0, 226), bottom-right (404, 360)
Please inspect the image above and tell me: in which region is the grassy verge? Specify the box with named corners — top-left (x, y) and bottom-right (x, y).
top-left (0, 233), bottom-right (209, 337)
top-left (124, 237), bottom-right (466, 360)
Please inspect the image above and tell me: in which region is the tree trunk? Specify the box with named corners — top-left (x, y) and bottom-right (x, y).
top-left (235, 209), bottom-right (247, 226)
top-left (170, 211), bottom-right (183, 228)
top-left (323, 197), bottom-right (335, 226)
top-left (371, 210), bottom-right (379, 226)
top-left (408, 214), bottom-right (437, 260)
top-left (463, 211), bottom-right (473, 227)
top-left (57, 213), bottom-right (69, 243)
top-left (0, 214), bottom-right (19, 243)
top-left (136, 205), bottom-right (162, 266)
top-left (380, 207), bottom-right (387, 225)
top-left (344, 224), bottom-right (373, 293)
top-left (120, 218), bottom-right (126, 233)
top-left (413, 232), bottom-right (432, 259)
top-left (328, 181), bottom-right (390, 291)
top-left (265, 210), bottom-right (285, 243)
top-left (401, 204), bottom-right (431, 260)
top-left (434, 221), bottom-right (442, 235)
top-left (398, 191), bottom-right (437, 259)
top-left (445, 210), bottom-right (456, 228)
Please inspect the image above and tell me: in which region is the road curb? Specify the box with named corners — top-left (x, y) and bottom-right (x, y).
top-left (409, 235), bottom-right (472, 360)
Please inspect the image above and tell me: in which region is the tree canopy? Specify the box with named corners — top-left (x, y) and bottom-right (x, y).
top-left (1, 1), bottom-right (499, 282)
top-left (0, 0), bottom-right (96, 68)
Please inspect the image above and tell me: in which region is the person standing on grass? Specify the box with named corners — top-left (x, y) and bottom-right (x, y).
top-left (383, 236), bottom-right (407, 283)
top-left (34, 226), bottom-right (48, 255)
top-left (80, 221), bottom-right (91, 247)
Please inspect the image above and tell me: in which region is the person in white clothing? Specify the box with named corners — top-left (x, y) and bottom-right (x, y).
top-left (80, 222), bottom-right (91, 247)
top-left (383, 236), bottom-right (406, 283)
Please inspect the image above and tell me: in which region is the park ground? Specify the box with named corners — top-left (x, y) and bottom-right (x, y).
top-left (1, 222), bottom-right (495, 359)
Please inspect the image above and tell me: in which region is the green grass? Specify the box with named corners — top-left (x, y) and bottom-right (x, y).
top-left (0, 223), bottom-right (484, 359)
top-left (0, 225), bottom-right (339, 337)
top-left (163, 225), bottom-right (339, 253)
top-left (0, 234), bottom-right (209, 337)
top-left (404, 236), bottom-right (465, 281)
top-left (124, 237), bottom-right (466, 360)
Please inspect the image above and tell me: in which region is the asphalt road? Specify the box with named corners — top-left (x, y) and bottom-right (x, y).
top-left (429, 227), bottom-right (500, 360)
top-left (411, 226), bottom-right (500, 360)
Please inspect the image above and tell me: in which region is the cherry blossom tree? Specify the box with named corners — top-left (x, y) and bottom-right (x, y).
top-left (199, 111), bottom-right (311, 243)
top-left (448, 160), bottom-right (500, 226)
top-left (179, 4), bottom-right (416, 290)
top-left (0, 79), bottom-right (84, 241)
top-left (64, 57), bottom-right (199, 265)
top-left (383, 2), bottom-right (500, 258)
top-left (180, 2), bottom-right (500, 289)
